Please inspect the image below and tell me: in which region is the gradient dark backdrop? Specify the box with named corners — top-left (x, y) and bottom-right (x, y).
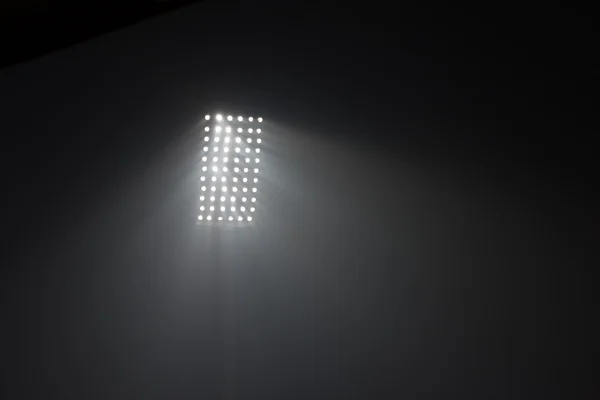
top-left (0, 2), bottom-right (595, 399)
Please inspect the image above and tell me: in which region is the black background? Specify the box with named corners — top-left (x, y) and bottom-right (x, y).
top-left (0, 2), bottom-right (596, 399)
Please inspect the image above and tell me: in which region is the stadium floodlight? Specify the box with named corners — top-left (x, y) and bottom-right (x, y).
top-left (198, 112), bottom-right (263, 226)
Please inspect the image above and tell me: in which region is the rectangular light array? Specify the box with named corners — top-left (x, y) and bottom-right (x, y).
top-left (197, 113), bottom-right (263, 224)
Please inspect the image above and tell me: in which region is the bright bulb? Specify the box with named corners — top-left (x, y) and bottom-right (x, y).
top-left (249, 117), bottom-right (254, 122)
top-left (203, 146), bottom-right (208, 151)
top-left (234, 157), bottom-right (239, 163)
top-left (233, 177), bottom-right (238, 182)
top-left (223, 157), bottom-right (229, 162)
top-left (227, 115), bottom-right (233, 121)
top-left (205, 115), bottom-right (210, 120)
top-left (200, 206), bottom-right (205, 211)
top-left (240, 206), bottom-right (246, 211)
top-left (254, 168), bottom-right (258, 173)
top-left (223, 166), bottom-right (228, 172)
top-left (251, 197), bottom-right (256, 202)
top-left (204, 137), bottom-right (209, 142)
top-left (248, 128), bottom-right (253, 133)
top-left (250, 207), bottom-right (255, 212)
top-left (258, 117), bottom-right (263, 122)
top-left (238, 216), bottom-right (243, 221)
top-left (257, 138), bottom-right (262, 143)
top-left (200, 176), bottom-right (206, 181)
top-left (232, 187), bottom-right (238, 192)
top-left (237, 128), bottom-right (243, 133)
top-left (252, 188), bottom-right (257, 192)
top-left (224, 147), bottom-right (229, 152)
top-left (209, 206), bottom-right (215, 211)
top-left (202, 156), bottom-right (207, 162)
top-left (220, 196), bottom-right (225, 201)
top-left (231, 206), bottom-right (236, 211)
top-left (207, 216), bottom-right (212, 221)
top-left (245, 148), bottom-right (250, 153)
top-left (213, 157), bottom-right (218, 162)
top-left (236, 137), bottom-right (241, 143)
top-left (225, 137), bottom-right (230, 143)
top-left (255, 158), bottom-right (260, 163)
top-left (216, 114), bottom-right (223, 121)
top-left (247, 138), bottom-right (252, 143)
top-left (235, 147), bottom-right (240, 153)
top-left (230, 196), bottom-right (236, 202)
top-left (221, 176), bottom-right (226, 182)
top-left (237, 116), bottom-right (243, 121)
top-left (247, 216), bottom-right (252, 222)
top-left (205, 127), bottom-right (209, 132)
top-left (212, 166), bottom-right (218, 172)
top-left (243, 187), bottom-right (247, 192)
top-left (201, 186), bottom-right (206, 191)
top-left (202, 166), bottom-right (207, 171)
top-left (214, 137), bottom-right (220, 142)
top-left (242, 197), bottom-right (247, 202)
top-left (213, 147), bottom-right (219, 152)
top-left (256, 148), bottom-right (260, 153)
top-left (200, 196), bottom-right (205, 201)
top-left (234, 167), bottom-right (240, 172)
top-left (245, 157), bottom-right (250, 163)
top-left (218, 216), bottom-right (223, 221)
top-left (220, 206), bottom-right (225, 211)
top-left (222, 186), bottom-right (227, 192)
top-left (225, 126), bottom-right (231, 133)
top-left (229, 216), bottom-right (233, 221)
top-left (211, 186), bottom-right (216, 192)
top-left (257, 128), bottom-right (261, 133)
top-left (215, 126), bottom-right (221, 133)
top-left (253, 178), bottom-right (258, 183)
top-left (243, 177), bottom-right (247, 183)
top-left (212, 176), bottom-right (217, 181)
top-left (244, 168), bottom-right (249, 173)
top-left (198, 215), bottom-right (203, 220)
top-left (210, 196), bottom-right (215, 201)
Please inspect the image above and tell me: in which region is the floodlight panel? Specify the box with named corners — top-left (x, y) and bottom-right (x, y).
top-left (198, 113), bottom-right (263, 226)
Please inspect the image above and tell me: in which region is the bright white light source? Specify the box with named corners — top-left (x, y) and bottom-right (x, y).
top-left (232, 187), bottom-right (238, 192)
top-left (234, 157), bottom-right (239, 163)
top-left (233, 177), bottom-right (238, 182)
top-left (200, 206), bottom-right (205, 211)
top-left (234, 167), bottom-right (240, 173)
top-left (245, 148), bottom-right (250, 153)
top-left (216, 114), bottom-right (223, 121)
top-left (235, 137), bottom-right (241, 143)
top-left (201, 186), bottom-right (206, 191)
top-left (205, 127), bottom-right (209, 132)
top-left (250, 207), bottom-right (255, 212)
top-left (202, 156), bottom-right (207, 162)
top-left (231, 206), bottom-right (236, 211)
top-left (230, 196), bottom-right (236, 202)
top-left (200, 196), bottom-right (205, 201)
top-left (209, 206), bottom-right (215, 211)
top-left (243, 187), bottom-right (248, 192)
top-left (225, 126), bottom-right (231, 133)
top-left (210, 196), bottom-right (215, 201)
top-left (244, 168), bottom-right (249, 173)
top-left (214, 137), bottom-right (220, 142)
top-left (198, 215), bottom-right (203, 220)
top-left (205, 115), bottom-right (210, 120)
top-left (238, 216), bottom-right (243, 221)
top-left (225, 137), bottom-right (230, 143)
top-left (243, 177), bottom-right (248, 183)
top-left (223, 166), bottom-right (228, 172)
top-left (223, 157), bottom-right (229, 163)
top-left (220, 196), bottom-right (226, 201)
top-left (258, 117), bottom-right (263, 122)
top-left (212, 166), bottom-right (218, 172)
top-left (202, 166), bottom-right (207, 171)
top-left (237, 128), bottom-right (243, 133)
top-left (253, 178), bottom-right (258, 183)
top-left (247, 216), bottom-right (252, 222)
top-left (237, 116), bottom-right (243, 121)
top-left (213, 147), bottom-right (219, 152)
top-left (215, 126), bottom-right (222, 133)
top-left (257, 138), bottom-right (262, 143)
top-left (255, 158), bottom-right (260, 163)
top-left (211, 186), bottom-right (216, 192)
top-left (203, 146), bottom-right (209, 151)
top-left (229, 216), bottom-right (233, 221)
top-left (234, 147), bottom-right (239, 153)
top-left (242, 197), bottom-right (247, 202)
top-left (252, 188), bottom-right (257, 193)
top-left (245, 157), bottom-right (250, 163)
top-left (224, 147), bottom-right (230, 153)
top-left (211, 176), bottom-right (217, 182)
top-left (256, 148), bottom-right (260, 153)
top-left (200, 177), bottom-right (206, 182)
top-left (257, 128), bottom-right (261, 133)
top-left (222, 186), bottom-right (228, 192)
top-left (251, 197), bottom-right (256, 202)
top-left (220, 206), bottom-right (226, 211)
top-left (227, 115), bottom-right (233, 121)
top-left (221, 176), bottom-right (226, 182)
top-left (218, 216), bottom-right (223, 221)
top-left (247, 138), bottom-right (252, 143)
top-left (204, 137), bottom-right (209, 142)
top-left (254, 168), bottom-right (259, 173)
top-left (213, 156), bottom-right (218, 162)
top-left (248, 128), bottom-right (253, 133)
top-left (249, 117), bottom-right (254, 122)
top-left (207, 215), bottom-right (212, 221)
top-left (241, 206), bottom-right (246, 212)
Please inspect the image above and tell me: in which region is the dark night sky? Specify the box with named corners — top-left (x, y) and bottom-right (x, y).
top-left (0, 2), bottom-right (595, 399)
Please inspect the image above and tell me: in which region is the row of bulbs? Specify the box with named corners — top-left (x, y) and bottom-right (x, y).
top-left (202, 146), bottom-right (260, 154)
top-left (201, 186), bottom-right (257, 194)
top-left (202, 156), bottom-right (259, 164)
top-left (199, 215), bottom-right (253, 222)
top-left (200, 205), bottom-right (255, 212)
top-left (201, 176), bottom-right (258, 183)
top-left (201, 166), bottom-right (259, 173)
top-left (205, 126), bottom-right (262, 134)
top-left (204, 136), bottom-right (262, 144)
top-left (206, 114), bottom-right (263, 123)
